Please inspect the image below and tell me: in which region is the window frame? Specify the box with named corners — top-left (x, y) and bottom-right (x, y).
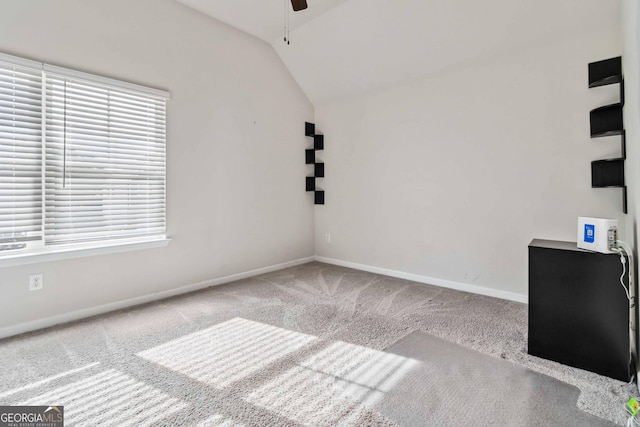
top-left (0, 52), bottom-right (170, 267)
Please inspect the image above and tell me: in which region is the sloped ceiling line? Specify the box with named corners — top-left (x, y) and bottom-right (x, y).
top-left (177, 0), bottom-right (620, 106)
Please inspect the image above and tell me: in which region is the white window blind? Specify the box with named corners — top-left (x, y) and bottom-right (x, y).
top-left (44, 74), bottom-right (167, 245)
top-left (0, 59), bottom-right (42, 249)
top-left (0, 51), bottom-right (169, 257)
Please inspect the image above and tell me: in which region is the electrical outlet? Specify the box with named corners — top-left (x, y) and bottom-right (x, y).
top-left (29, 273), bottom-right (43, 291)
top-left (325, 233), bottom-right (331, 243)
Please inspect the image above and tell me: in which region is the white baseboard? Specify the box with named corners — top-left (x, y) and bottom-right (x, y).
top-left (0, 256), bottom-right (315, 340)
top-left (0, 254), bottom-right (526, 340)
top-left (314, 256), bottom-right (528, 304)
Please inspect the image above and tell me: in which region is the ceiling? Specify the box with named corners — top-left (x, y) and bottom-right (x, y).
top-left (177, 0), bottom-right (351, 42)
top-left (178, 0), bottom-right (620, 106)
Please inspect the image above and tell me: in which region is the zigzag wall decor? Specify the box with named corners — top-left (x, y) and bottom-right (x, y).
top-left (305, 122), bottom-right (324, 205)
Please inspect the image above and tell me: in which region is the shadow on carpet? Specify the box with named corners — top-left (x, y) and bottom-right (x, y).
top-left (376, 331), bottom-right (616, 426)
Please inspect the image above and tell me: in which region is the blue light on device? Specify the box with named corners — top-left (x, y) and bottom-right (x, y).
top-left (584, 224), bottom-right (595, 243)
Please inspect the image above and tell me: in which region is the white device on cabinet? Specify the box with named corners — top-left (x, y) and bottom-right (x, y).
top-left (577, 217), bottom-right (618, 254)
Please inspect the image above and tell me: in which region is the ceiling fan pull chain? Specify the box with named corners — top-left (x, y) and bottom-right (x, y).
top-left (283, 0), bottom-right (287, 43)
top-left (287, 4), bottom-right (290, 44)
top-left (284, 0), bottom-right (308, 45)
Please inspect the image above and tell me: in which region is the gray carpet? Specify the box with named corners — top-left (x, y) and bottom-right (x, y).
top-left (0, 262), bottom-right (633, 425)
top-left (379, 331), bottom-right (615, 426)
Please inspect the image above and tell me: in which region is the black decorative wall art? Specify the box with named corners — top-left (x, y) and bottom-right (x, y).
top-left (305, 122), bottom-right (324, 205)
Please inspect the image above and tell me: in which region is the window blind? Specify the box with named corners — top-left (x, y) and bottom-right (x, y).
top-left (44, 73), bottom-right (167, 245)
top-left (0, 51), bottom-right (168, 256)
top-left (0, 60), bottom-right (42, 247)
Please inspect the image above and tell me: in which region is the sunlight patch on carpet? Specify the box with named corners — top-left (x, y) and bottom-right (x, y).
top-left (195, 413), bottom-right (247, 427)
top-left (0, 362), bottom-right (99, 400)
top-left (19, 369), bottom-right (187, 427)
top-left (137, 317), bottom-right (317, 388)
top-left (244, 340), bottom-right (417, 426)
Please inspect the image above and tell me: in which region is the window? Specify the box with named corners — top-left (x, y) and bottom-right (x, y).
top-left (0, 52), bottom-right (169, 262)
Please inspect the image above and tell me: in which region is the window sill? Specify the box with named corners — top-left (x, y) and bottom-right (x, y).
top-left (0, 236), bottom-right (171, 268)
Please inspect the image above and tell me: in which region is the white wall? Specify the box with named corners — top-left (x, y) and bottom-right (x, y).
top-left (315, 26), bottom-right (623, 299)
top-left (622, 0), bottom-right (640, 372)
top-left (623, 0), bottom-right (640, 248)
top-left (0, 0), bottom-right (314, 331)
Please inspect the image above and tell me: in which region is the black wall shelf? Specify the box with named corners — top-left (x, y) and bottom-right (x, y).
top-left (592, 158), bottom-right (625, 187)
top-left (590, 104), bottom-right (623, 137)
top-left (592, 158), bottom-right (627, 213)
top-left (588, 56), bottom-right (626, 213)
top-left (589, 57), bottom-right (622, 88)
top-left (305, 122), bottom-right (324, 205)
top-left (306, 176), bottom-right (315, 192)
top-left (305, 122), bottom-right (315, 137)
top-left (305, 149), bottom-right (315, 164)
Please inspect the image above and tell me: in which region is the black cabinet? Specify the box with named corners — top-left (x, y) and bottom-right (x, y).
top-left (528, 239), bottom-right (631, 381)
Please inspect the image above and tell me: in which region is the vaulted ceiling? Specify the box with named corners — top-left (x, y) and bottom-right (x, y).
top-left (178, 0), bottom-right (351, 42)
top-left (177, 0), bottom-right (620, 106)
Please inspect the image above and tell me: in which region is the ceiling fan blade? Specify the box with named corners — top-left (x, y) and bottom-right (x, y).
top-left (291, 0), bottom-right (308, 11)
